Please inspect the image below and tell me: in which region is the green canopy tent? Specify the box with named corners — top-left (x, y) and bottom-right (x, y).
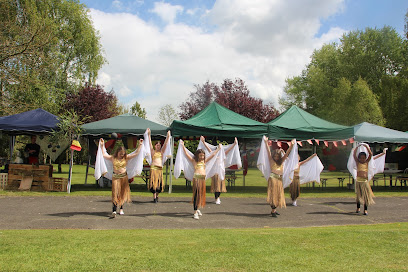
top-left (81, 113), bottom-right (168, 137)
top-left (267, 106), bottom-right (354, 141)
top-left (170, 102), bottom-right (269, 139)
top-left (81, 114), bottom-right (171, 187)
top-left (353, 122), bottom-right (408, 143)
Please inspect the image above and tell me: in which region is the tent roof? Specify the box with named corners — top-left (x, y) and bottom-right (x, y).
top-left (353, 122), bottom-right (408, 143)
top-left (170, 102), bottom-right (268, 138)
top-left (0, 108), bottom-right (59, 134)
top-left (267, 106), bottom-right (353, 140)
top-left (81, 113), bottom-right (168, 136)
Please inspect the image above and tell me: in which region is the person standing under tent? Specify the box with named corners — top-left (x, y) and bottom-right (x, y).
top-left (176, 140), bottom-right (222, 220)
top-left (199, 136), bottom-right (239, 205)
top-left (98, 138), bottom-right (144, 218)
top-left (348, 143), bottom-right (387, 215)
top-left (258, 137), bottom-right (297, 217)
top-left (25, 135), bottom-right (40, 165)
top-left (146, 129), bottom-right (171, 203)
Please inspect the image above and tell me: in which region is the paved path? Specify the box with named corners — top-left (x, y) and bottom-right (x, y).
top-left (1, 196), bottom-right (408, 229)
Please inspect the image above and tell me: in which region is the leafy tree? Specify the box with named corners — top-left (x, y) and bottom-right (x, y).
top-left (130, 101), bottom-right (147, 119)
top-left (63, 84), bottom-right (119, 122)
top-left (180, 78), bottom-right (279, 122)
top-left (158, 104), bottom-right (178, 126)
top-left (281, 25), bottom-right (406, 128)
top-left (0, 0), bottom-right (105, 116)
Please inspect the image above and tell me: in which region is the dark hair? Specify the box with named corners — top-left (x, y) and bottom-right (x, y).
top-left (194, 149), bottom-right (205, 162)
top-left (272, 149), bottom-right (283, 165)
top-left (114, 146), bottom-right (127, 159)
top-left (358, 152), bottom-right (366, 159)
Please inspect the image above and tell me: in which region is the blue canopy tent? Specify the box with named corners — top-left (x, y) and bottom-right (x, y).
top-left (0, 109), bottom-right (60, 160)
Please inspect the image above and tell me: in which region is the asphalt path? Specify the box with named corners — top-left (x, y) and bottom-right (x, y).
top-left (1, 195), bottom-right (408, 229)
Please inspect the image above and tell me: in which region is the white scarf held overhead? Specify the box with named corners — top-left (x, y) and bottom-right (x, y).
top-left (174, 140), bottom-right (226, 181)
top-left (347, 143), bottom-right (384, 181)
top-left (144, 130), bottom-right (172, 166)
top-left (298, 155), bottom-right (324, 185)
top-left (197, 140), bottom-right (242, 169)
top-left (257, 136), bottom-right (299, 188)
top-left (94, 139), bottom-right (145, 182)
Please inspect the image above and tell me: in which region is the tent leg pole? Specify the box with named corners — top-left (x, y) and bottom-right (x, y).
top-left (169, 136), bottom-right (173, 194)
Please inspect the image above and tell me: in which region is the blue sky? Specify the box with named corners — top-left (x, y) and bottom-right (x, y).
top-left (78, 0), bottom-right (407, 122)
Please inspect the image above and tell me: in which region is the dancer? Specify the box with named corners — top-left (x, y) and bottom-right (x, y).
top-left (198, 136), bottom-right (240, 205)
top-left (347, 143), bottom-right (387, 215)
top-left (288, 153), bottom-right (324, 206)
top-left (257, 137), bottom-right (297, 217)
top-left (146, 129), bottom-right (172, 203)
top-left (174, 139), bottom-right (223, 220)
top-left (96, 137), bottom-right (145, 218)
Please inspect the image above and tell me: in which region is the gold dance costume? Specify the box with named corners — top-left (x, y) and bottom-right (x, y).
top-left (211, 174), bottom-right (227, 193)
top-left (149, 152), bottom-right (164, 193)
top-left (112, 158), bottom-right (131, 206)
top-left (355, 162), bottom-right (375, 206)
top-left (289, 168), bottom-right (300, 201)
top-left (267, 163), bottom-right (286, 208)
top-left (192, 162), bottom-right (206, 209)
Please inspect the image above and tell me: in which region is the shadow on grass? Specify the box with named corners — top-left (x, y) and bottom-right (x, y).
top-left (307, 211), bottom-right (360, 216)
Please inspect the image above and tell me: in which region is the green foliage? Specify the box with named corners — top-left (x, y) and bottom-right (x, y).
top-left (157, 104), bottom-right (178, 126)
top-left (130, 101), bottom-right (147, 119)
top-left (0, 0), bottom-right (106, 116)
top-left (281, 26), bottom-right (407, 128)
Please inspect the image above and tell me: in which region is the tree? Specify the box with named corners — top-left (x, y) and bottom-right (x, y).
top-left (158, 104), bottom-right (178, 126)
top-left (63, 84), bottom-right (119, 122)
top-left (280, 25), bottom-right (406, 128)
top-left (0, 0), bottom-right (105, 116)
top-left (179, 78), bottom-right (279, 122)
top-left (130, 102), bottom-right (147, 119)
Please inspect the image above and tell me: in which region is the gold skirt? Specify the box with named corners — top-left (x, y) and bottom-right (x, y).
top-left (267, 175), bottom-right (286, 208)
top-left (211, 174), bottom-right (227, 193)
top-left (149, 166), bottom-right (164, 192)
top-left (191, 176), bottom-right (206, 209)
top-left (112, 174), bottom-right (131, 206)
top-left (289, 176), bottom-right (300, 201)
top-left (355, 178), bottom-right (375, 206)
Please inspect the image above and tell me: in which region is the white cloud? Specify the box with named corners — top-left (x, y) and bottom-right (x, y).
top-left (150, 2), bottom-right (184, 24)
top-left (91, 0), bottom-right (346, 121)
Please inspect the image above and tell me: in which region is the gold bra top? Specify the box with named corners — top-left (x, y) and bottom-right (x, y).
top-left (153, 152), bottom-right (162, 159)
top-left (195, 162), bottom-right (205, 170)
top-left (294, 168), bottom-right (300, 176)
top-left (357, 162), bottom-right (368, 172)
top-left (113, 159), bottom-right (126, 170)
top-left (271, 163), bottom-right (283, 173)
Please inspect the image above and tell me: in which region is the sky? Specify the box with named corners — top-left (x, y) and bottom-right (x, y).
top-left (79, 0), bottom-right (407, 123)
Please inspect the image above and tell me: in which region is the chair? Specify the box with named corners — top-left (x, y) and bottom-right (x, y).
top-left (320, 178), bottom-right (327, 188)
top-left (396, 168), bottom-right (408, 188)
top-left (337, 177), bottom-right (345, 187)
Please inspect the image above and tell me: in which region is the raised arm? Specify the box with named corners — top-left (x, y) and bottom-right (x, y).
top-left (364, 144), bottom-right (373, 162)
top-left (225, 137), bottom-right (238, 155)
top-left (353, 145), bottom-right (359, 163)
top-left (99, 139), bottom-right (112, 160)
top-left (299, 153), bottom-right (317, 166)
top-left (180, 141), bottom-right (194, 162)
top-left (264, 136), bottom-right (272, 163)
top-left (161, 130), bottom-right (171, 153)
top-left (147, 128), bottom-right (154, 155)
top-left (205, 144), bottom-right (222, 162)
top-left (200, 136), bottom-right (212, 153)
top-left (374, 148), bottom-right (387, 160)
top-left (127, 139), bottom-right (144, 160)
top-left (282, 139), bottom-right (296, 162)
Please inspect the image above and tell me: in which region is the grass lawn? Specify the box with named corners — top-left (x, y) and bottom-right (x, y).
top-left (1, 223), bottom-right (407, 271)
top-left (1, 164), bottom-right (407, 198)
